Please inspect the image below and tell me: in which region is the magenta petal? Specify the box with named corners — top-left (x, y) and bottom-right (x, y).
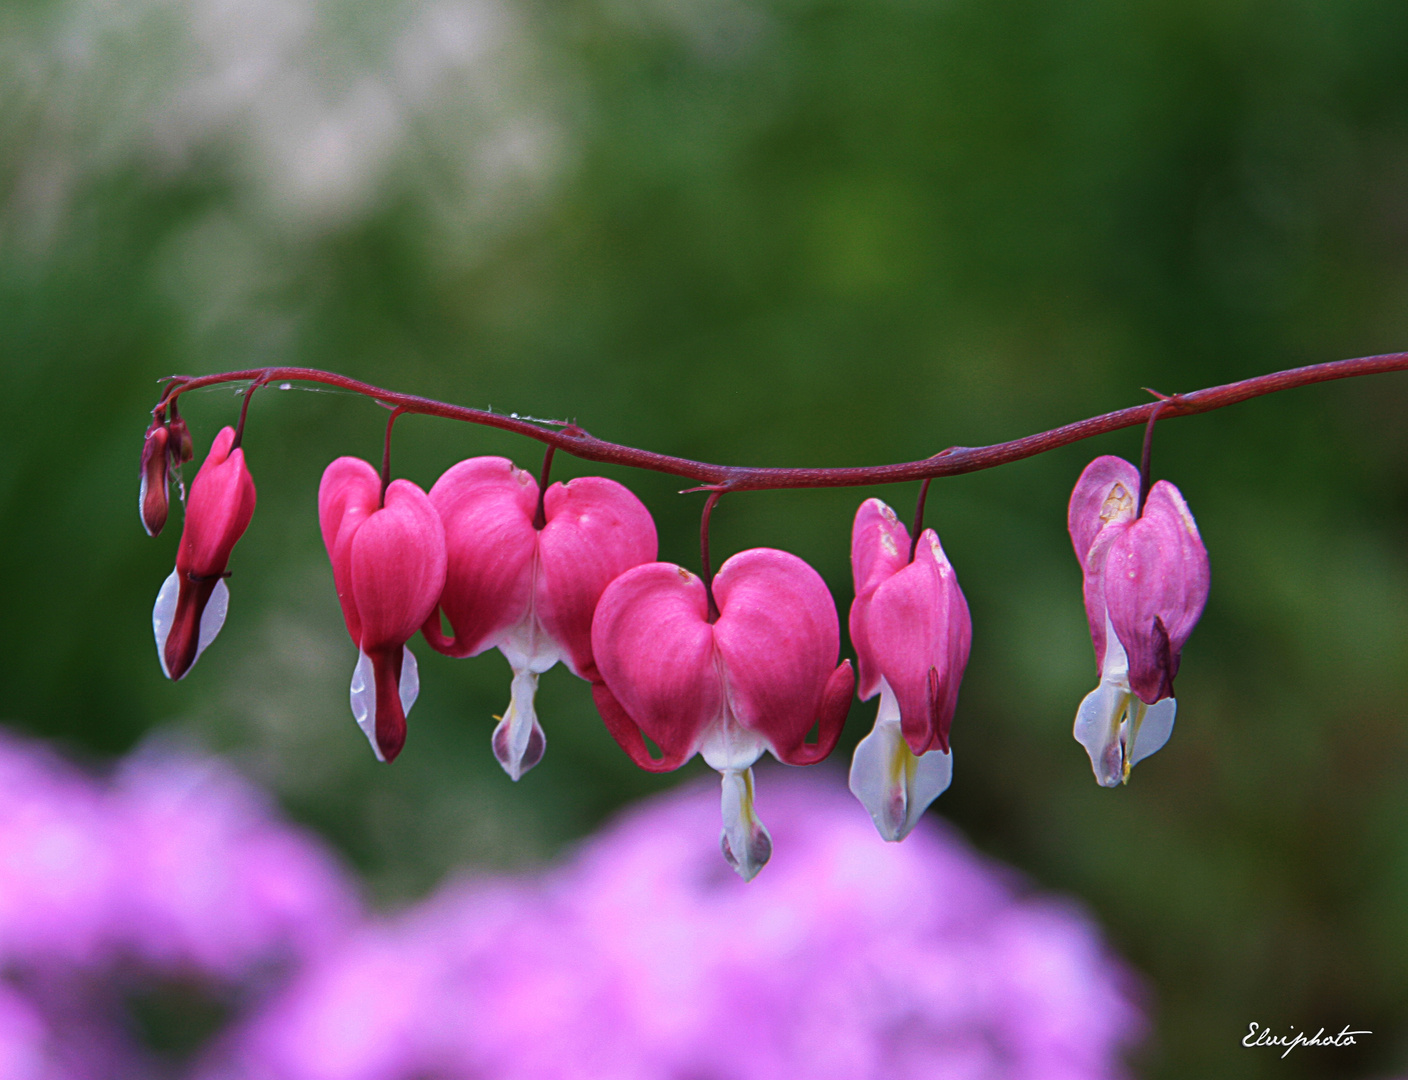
top-left (161, 574), bottom-right (222, 680)
top-left (777, 660), bottom-right (854, 765)
top-left (176, 426), bottom-right (256, 579)
top-left (535, 477), bottom-right (658, 680)
top-left (849, 498), bottom-right (912, 700)
top-left (1067, 456), bottom-right (1140, 672)
top-left (591, 681), bottom-right (694, 772)
top-left (1067, 455), bottom-right (1140, 563)
top-left (160, 426), bottom-right (255, 679)
top-left (1104, 480), bottom-right (1209, 704)
top-left (712, 548), bottom-right (842, 757)
top-left (1080, 526), bottom-right (1123, 673)
top-left (851, 498), bottom-right (910, 596)
top-left (139, 422), bottom-right (170, 537)
top-left (863, 529), bottom-right (971, 754)
top-left (350, 480), bottom-right (447, 653)
top-left (425, 457), bottom-right (539, 658)
top-left (1141, 481), bottom-right (1210, 651)
top-left (370, 646), bottom-right (409, 762)
top-left (174, 426), bottom-right (256, 588)
top-left (323, 470), bottom-right (445, 761)
top-left (591, 563), bottom-right (721, 766)
top-left (318, 457), bottom-right (381, 644)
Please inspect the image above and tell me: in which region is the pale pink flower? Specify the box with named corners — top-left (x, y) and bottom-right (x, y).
top-left (1068, 456), bottom-right (1210, 786)
top-left (848, 498), bottom-right (971, 840)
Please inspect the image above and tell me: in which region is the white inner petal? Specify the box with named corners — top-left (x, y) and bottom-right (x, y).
top-left (152, 572), bottom-right (229, 681)
top-left (491, 666), bottom-right (546, 781)
top-left (1073, 678), bottom-right (1127, 788)
top-left (498, 629), bottom-right (565, 676)
top-left (399, 645), bottom-right (420, 716)
top-left (849, 680), bottom-right (952, 841)
top-left (195, 579), bottom-right (230, 664)
top-left (1073, 611), bottom-right (1182, 788)
top-left (1101, 611), bottom-right (1130, 681)
top-left (348, 646), bottom-right (418, 764)
top-left (497, 557), bottom-right (566, 676)
top-left (1128, 695), bottom-right (1176, 767)
top-left (902, 742), bottom-right (953, 839)
top-left (152, 569), bottom-right (180, 680)
top-left (1074, 614), bottom-right (1178, 786)
top-left (349, 649), bottom-right (384, 763)
top-left (719, 767), bottom-right (771, 881)
top-left (698, 680), bottom-right (766, 774)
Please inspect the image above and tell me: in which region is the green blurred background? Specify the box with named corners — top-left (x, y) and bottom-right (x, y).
top-left (3, 0), bottom-right (1408, 1075)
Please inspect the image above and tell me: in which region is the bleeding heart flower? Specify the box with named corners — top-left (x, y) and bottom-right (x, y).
top-left (590, 548), bottom-right (854, 880)
top-left (421, 457), bottom-right (657, 780)
top-left (1068, 455), bottom-right (1209, 786)
top-left (319, 458), bottom-right (446, 763)
top-left (153, 426), bottom-right (256, 680)
top-left (847, 498), bottom-right (971, 841)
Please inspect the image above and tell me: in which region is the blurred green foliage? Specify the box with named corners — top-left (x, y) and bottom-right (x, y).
top-left (3, 0), bottom-right (1408, 1076)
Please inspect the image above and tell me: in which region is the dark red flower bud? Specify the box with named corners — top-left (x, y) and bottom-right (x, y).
top-left (139, 420), bottom-right (171, 538)
top-left (168, 410), bottom-right (195, 467)
top-left (153, 427), bottom-right (256, 680)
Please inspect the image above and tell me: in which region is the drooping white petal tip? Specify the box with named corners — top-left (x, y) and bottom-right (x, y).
top-left (1074, 676), bottom-right (1177, 788)
top-left (1128, 695), bottom-right (1176, 769)
top-left (719, 768), bottom-right (772, 881)
top-left (152, 571), bottom-right (228, 681)
top-left (849, 688), bottom-right (952, 841)
top-left (349, 646), bottom-right (419, 764)
top-left (198, 579), bottom-right (230, 660)
top-left (491, 668), bottom-right (546, 781)
top-left (1074, 678), bottom-right (1126, 788)
top-left (153, 570), bottom-right (180, 679)
top-left (350, 650), bottom-right (383, 763)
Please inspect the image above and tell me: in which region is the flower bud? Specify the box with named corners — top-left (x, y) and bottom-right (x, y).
top-left (168, 410), bottom-right (195, 466)
top-left (153, 427), bottom-right (256, 680)
top-left (139, 419), bottom-right (171, 538)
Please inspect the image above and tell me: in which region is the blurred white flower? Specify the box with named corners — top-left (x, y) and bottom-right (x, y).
top-left (3, 0), bottom-right (568, 246)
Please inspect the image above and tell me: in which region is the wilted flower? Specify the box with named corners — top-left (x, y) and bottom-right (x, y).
top-left (1068, 455), bottom-right (1209, 786)
top-left (847, 498), bottom-right (971, 841)
top-left (152, 426), bottom-right (257, 681)
top-left (421, 457), bottom-right (656, 780)
top-left (590, 549), bottom-right (853, 879)
top-left (319, 458), bottom-right (447, 763)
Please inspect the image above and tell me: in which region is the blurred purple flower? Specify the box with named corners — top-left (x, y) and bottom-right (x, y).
top-left (203, 768), bottom-right (1144, 1080)
top-left (108, 743), bottom-right (360, 981)
top-left (0, 736), bottom-right (114, 971)
top-left (0, 731), bottom-right (362, 1077)
top-left (0, 981), bottom-right (73, 1080)
top-left (0, 729), bottom-right (1144, 1078)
